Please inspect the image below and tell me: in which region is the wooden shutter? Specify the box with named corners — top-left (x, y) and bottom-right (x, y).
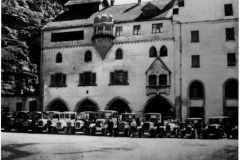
top-left (50, 75), bottom-right (55, 86)
top-left (110, 72), bottom-right (114, 84)
top-left (123, 71), bottom-right (128, 84)
top-left (92, 73), bottom-right (96, 85)
top-left (79, 73), bottom-right (84, 85)
top-left (62, 74), bottom-right (66, 85)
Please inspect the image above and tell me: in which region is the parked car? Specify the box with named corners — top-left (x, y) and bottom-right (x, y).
top-left (89, 110), bottom-right (118, 136)
top-left (55, 112), bottom-right (77, 134)
top-left (202, 116), bottom-right (231, 139)
top-left (3, 112), bottom-right (16, 132)
top-left (118, 113), bottom-right (137, 137)
top-left (21, 111), bottom-right (43, 132)
top-left (158, 119), bottom-right (180, 138)
top-left (180, 118), bottom-right (203, 139)
top-left (74, 111), bottom-right (97, 135)
top-left (138, 113), bottom-right (162, 138)
top-left (37, 111), bottom-right (54, 133)
top-left (15, 111), bottom-right (29, 132)
top-left (231, 125), bottom-right (238, 139)
top-left (48, 111), bottom-right (64, 134)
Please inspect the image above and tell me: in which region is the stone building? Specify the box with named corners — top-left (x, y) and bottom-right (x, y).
top-left (41, 0), bottom-right (238, 122)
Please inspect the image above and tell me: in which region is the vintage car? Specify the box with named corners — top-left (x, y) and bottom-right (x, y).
top-left (231, 125), bottom-right (238, 139)
top-left (202, 116), bottom-right (231, 139)
top-left (118, 113), bottom-right (137, 137)
top-left (180, 118), bottom-right (203, 138)
top-left (74, 111), bottom-right (97, 135)
top-left (21, 111), bottom-right (43, 132)
top-left (3, 112), bottom-right (16, 132)
top-left (89, 110), bottom-right (118, 136)
top-left (48, 111), bottom-right (64, 134)
top-left (138, 113), bottom-right (162, 138)
top-left (54, 112), bottom-right (77, 134)
top-left (157, 119), bottom-right (180, 138)
top-left (37, 111), bottom-right (59, 133)
top-left (15, 111), bottom-right (29, 132)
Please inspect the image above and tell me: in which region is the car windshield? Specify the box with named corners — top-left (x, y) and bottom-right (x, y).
top-left (52, 113), bottom-right (59, 119)
top-left (98, 112), bottom-right (113, 119)
top-left (209, 118), bottom-right (230, 124)
top-left (71, 114), bottom-right (75, 119)
top-left (145, 114), bottom-right (157, 122)
top-left (65, 114), bottom-right (70, 119)
top-left (123, 115), bottom-right (135, 122)
top-left (42, 112), bottom-right (48, 119)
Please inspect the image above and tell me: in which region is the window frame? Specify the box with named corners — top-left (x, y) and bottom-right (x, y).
top-left (152, 23), bottom-right (163, 34)
top-left (50, 73), bottom-right (67, 87)
top-left (116, 49), bottom-right (123, 60)
top-left (191, 55), bottom-right (200, 68)
top-left (149, 46), bottom-right (157, 57)
top-left (109, 70), bottom-right (129, 85)
top-left (191, 31), bottom-right (199, 43)
top-left (116, 27), bottom-right (123, 37)
top-left (133, 25), bottom-right (141, 35)
top-left (56, 52), bottom-right (62, 63)
top-left (189, 81), bottom-right (204, 99)
top-left (84, 51), bottom-right (92, 63)
top-left (51, 31), bottom-right (84, 42)
top-left (79, 72), bottom-right (97, 86)
top-left (227, 53), bottom-right (236, 66)
top-left (224, 4), bottom-right (233, 16)
top-left (160, 46), bottom-right (168, 57)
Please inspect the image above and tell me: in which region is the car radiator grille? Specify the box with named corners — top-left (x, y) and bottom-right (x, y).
top-left (76, 122), bottom-right (81, 129)
top-left (38, 121), bottom-right (43, 127)
top-left (57, 122), bottom-right (61, 128)
top-left (208, 126), bottom-right (216, 133)
top-left (96, 121), bottom-right (102, 127)
top-left (143, 123), bottom-right (150, 130)
top-left (186, 127), bottom-right (192, 133)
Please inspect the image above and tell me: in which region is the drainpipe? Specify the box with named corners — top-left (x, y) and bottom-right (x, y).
top-left (39, 31), bottom-right (44, 111)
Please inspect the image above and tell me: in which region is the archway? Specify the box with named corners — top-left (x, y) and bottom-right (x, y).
top-left (144, 96), bottom-right (173, 118)
top-left (47, 99), bottom-right (69, 112)
top-left (74, 98), bottom-right (99, 113)
top-left (106, 97), bottom-right (132, 114)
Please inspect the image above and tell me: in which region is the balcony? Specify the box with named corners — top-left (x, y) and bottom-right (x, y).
top-left (146, 85), bottom-right (170, 95)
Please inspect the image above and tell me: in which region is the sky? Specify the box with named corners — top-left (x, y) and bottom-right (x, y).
top-left (114, 0), bottom-right (153, 5)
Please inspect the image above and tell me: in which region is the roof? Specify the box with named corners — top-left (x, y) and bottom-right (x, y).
top-left (209, 116), bottom-right (230, 119)
top-left (43, 0), bottom-right (177, 31)
top-left (65, 0), bottom-right (100, 6)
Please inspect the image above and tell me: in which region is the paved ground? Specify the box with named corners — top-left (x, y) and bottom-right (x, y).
top-left (1, 132), bottom-right (238, 160)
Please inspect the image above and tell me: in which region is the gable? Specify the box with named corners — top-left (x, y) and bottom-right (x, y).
top-left (146, 57), bottom-right (171, 76)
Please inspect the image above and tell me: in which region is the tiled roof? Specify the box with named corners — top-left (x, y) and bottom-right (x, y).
top-left (65, 0), bottom-right (100, 6)
top-left (43, 0), bottom-right (177, 31)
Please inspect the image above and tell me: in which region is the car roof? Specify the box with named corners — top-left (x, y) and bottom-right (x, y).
top-left (209, 116), bottom-right (230, 119)
top-left (98, 110), bottom-right (117, 113)
top-left (186, 118), bottom-right (202, 120)
top-left (145, 113), bottom-right (161, 115)
top-left (79, 111), bottom-right (97, 114)
top-left (121, 113), bottom-right (137, 115)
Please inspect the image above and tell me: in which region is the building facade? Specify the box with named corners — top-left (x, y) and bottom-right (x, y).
top-left (41, 0), bottom-right (238, 122)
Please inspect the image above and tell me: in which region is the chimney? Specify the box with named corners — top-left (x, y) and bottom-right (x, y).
top-left (111, 0), bottom-right (114, 6)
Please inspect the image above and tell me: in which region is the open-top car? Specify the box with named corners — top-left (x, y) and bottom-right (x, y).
top-left (21, 111), bottom-right (43, 132)
top-left (3, 112), bottom-right (16, 132)
top-left (138, 113), bottom-right (162, 138)
top-left (118, 113), bottom-right (137, 137)
top-left (74, 111), bottom-right (97, 135)
top-left (55, 112), bottom-right (76, 134)
top-left (15, 111), bottom-right (29, 132)
top-left (180, 118), bottom-right (203, 138)
top-left (202, 116), bottom-right (231, 139)
top-left (89, 110), bottom-right (118, 136)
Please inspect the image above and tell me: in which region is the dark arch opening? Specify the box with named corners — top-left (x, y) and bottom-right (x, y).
top-left (149, 46), bottom-right (157, 57)
top-left (144, 96), bottom-right (173, 118)
top-left (116, 48), bottom-right (123, 60)
top-left (108, 99), bottom-right (131, 114)
top-left (84, 51), bottom-right (92, 62)
top-left (77, 100), bottom-right (98, 113)
top-left (48, 100), bottom-right (68, 112)
top-left (225, 80), bottom-right (238, 99)
top-left (160, 46), bottom-right (167, 57)
top-left (56, 53), bottom-right (62, 63)
top-left (189, 81), bottom-right (204, 99)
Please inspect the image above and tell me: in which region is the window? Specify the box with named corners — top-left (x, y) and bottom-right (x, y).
top-left (159, 74), bottom-right (167, 85)
top-left (189, 81), bottom-right (204, 99)
top-left (116, 49), bottom-right (123, 60)
top-left (133, 25), bottom-right (141, 35)
top-left (16, 102), bottom-right (22, 111)
top-left (98, 26), bottom-right (104, 34)
top-left (116, 27), bottom-right (122, 36)
top-left (191, 55), bottom-right (200, 68)
top-left (152, 23), bottom-right (163, 34)
top-left (225, 80), bottom-right (238, 99)
top-left (84, 51), bottom-right (92, 62)
top-left (56, 53), bottom-right (62, 63)
top-left (149, 75), bottom-right (157, 85)
top-left (105, 26), bottom-right (112, 35)
top-left (173, 8), bottom-right (179, 15)
top-left (51, 31), bottom-right (84, 42)
top-left (189, 107), bottom-right (203, 118)
top-left (191, 31), bottom-right (199, 42)
top-left (50, 73), bottom-right (67, 87)
top-left (149, 46), bottom-right (157, 57)
top-left (79, 72), bottom-right (96, 86)
top-left (224, 4), bottom-right (233, 16)
top-left (110, 70), bottom-right (128, 85)
top-left (160, 46), bottom-right (168, 57)
top-left (178, 0), bottom-right (184, 7)
top-left (227, 53), bottom-right (236, 66)
top-left (226, 28), bottom-right (235, 41)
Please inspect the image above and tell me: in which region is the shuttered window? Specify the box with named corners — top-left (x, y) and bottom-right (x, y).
top-left (109, 70), bottom-right (129, 85)
top-left (50, 74), bottom-right (67, 87)
top-left (79, 72), bottom-right (97, 86)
